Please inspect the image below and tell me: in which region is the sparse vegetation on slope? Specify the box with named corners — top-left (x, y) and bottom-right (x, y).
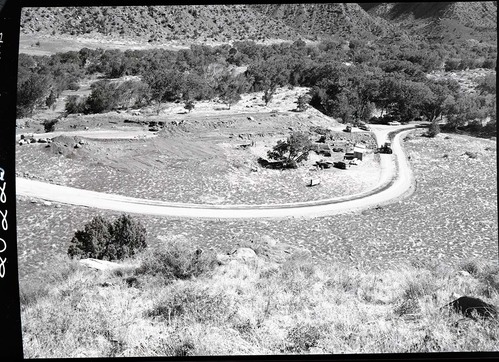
top-left (20, 237), bottom-right (499, 357)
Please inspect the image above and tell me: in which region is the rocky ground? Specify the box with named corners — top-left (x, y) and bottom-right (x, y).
top-left (16, 87), bottom-right (380, 205)
top-left (17, 129), bottom-right (497, 281)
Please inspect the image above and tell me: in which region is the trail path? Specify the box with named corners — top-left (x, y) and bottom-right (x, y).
top-left (16, 125), bottom-right (418, 219)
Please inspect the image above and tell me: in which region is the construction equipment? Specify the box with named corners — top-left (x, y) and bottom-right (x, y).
top-left (377, 142), bottom-right (393, 154)
top-left (334, 161), bottom-right (350, 169)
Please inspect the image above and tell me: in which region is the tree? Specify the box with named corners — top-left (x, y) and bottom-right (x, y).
top-left (65, 95), bottom-right (87, 114)
top-left (446, 94), bottom-right (484, 130)
top-left (67, 214), bottom-right (147, 261)
top-left (267, 132), bottom-right (312, 168)
top-left (67, 216), bottom-right (113, 260)
top-left (107, 214), bottom-right (147, 260)
top-left (217, 73), bottom-right (246, 109)
top-left (420, 78), bottom-right (459, 123)
top-left (184, 99), bottom-right (195, 112)
top-left (43, 119), bottom-right (58, 133)
top-left (246, 57), bottom-right (288, 104)
top-left (262, 85), bottom-right (277, 106)
top-left (85, 80), bottom-right (118, 113)
top-left (296, 94), bottom-right (311, 112)
top-left (45, 89), bottom-right (57, 109)
top-left (16, 73), bottom-right (50, 118)
top-left (427, 119), bottom-right (440, 137)
top-left (142, 68), bottom-right (184, 114)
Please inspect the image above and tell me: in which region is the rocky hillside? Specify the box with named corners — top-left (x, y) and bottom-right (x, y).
top-left (20, 5), bottom-right (304, 43)
top-left (21, 3), bottom-right (403, 45)
top-left (360, 2), bottom-right (497, 45)
top-left (249, 3), bottom-right (396, 39)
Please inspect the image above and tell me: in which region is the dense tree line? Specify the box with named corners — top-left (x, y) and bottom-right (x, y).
top-left (17, 36), bottom-right (496, 128)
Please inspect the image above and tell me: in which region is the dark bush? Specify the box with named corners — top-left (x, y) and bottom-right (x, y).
top-left (427, 121), bottom-right (440, 137)
top-left (43, 119), bottom-right (58, 133)
top-left (67, 214), bottom-right (147, 260)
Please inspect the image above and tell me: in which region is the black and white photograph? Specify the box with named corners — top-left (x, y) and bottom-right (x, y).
top-left (6, 1), bottom-right (499, 358)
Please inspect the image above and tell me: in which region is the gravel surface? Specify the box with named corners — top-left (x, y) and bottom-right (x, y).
top-left (17, 131), bottom-right (497, 281)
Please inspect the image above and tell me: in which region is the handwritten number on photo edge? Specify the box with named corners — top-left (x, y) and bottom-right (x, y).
top-left (0, 238), bottom-right (5, 253)
top-left (0, 257), bottom-right (5, 278)
top-left (0, 182), bottom-right (6, 203)
top-left (0, 210), bottom-right (6, 231)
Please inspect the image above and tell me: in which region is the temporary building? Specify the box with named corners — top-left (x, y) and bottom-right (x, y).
top-left (353, 144), bottom-right (366, 161)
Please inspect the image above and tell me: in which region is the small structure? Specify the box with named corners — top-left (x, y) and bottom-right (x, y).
top-left (353, 144), bottom-right (366, 161)
top-left (344, 150), bottom-right (355, 160)
top-left (308, 178), bottom-right (321, 186)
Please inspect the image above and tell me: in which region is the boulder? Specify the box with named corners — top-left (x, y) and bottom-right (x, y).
top-left (231, 247), bottom-right (257, 260)
top-left (443, 296), bottom-right (497, 319)
top-left (79, 258), bottom-right (123, 271)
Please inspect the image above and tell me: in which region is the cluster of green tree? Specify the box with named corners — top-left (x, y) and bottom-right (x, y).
top-left (17, 36), bottom-right (496, 122)
top-left (68, 214), bottom-right (147, 261)
top-left (65, 79), bottom-right (150, 114)
top-left (266, 132), bottom-right (312, 169)
top-left (17, 52), bottom-right (85, 117)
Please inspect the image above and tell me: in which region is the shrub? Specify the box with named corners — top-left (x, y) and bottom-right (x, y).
top-left (286, 323), bottom-right (327, 352)
top-left (45, 90), bottom-right (57, 108)
top-left (184, 99), bottom-right (195, 113)
top-left (19, 280), bottom-right (50, 309)
top-left (427, 120), bottom-right (440, 137)
top-left (67, 214), bottom-right (147, 260)
top-left (65, 95), bottom-right (87, 114)
top-left (147, 284), bottom-right (236, 324)
top-left (107, 214), bottom-right (147, 260)
top-left (136, 238), bottom-right (218, 280)
top-left (43, 119), bottom-right (58, 133)
top-left (296, 94), bottom-right (311, 112)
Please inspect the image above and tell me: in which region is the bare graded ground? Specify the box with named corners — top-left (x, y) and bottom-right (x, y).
top-left (17, 130), bottom-right (498, 282)
top-left (16, 87), bottom-right (381, 205)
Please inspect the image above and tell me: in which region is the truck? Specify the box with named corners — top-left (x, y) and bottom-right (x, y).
top-left (377, 142), bottom-right (393, 154)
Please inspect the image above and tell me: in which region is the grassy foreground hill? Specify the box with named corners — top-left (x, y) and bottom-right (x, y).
top-left (20, 237), bottom-right (499, 357)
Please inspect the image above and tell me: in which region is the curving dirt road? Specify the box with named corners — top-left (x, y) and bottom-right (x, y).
top-left (16, 125), bottom-right (418, 219)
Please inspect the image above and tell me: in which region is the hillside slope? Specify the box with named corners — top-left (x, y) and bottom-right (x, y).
top-left (250, 3), bottom-right (396, 39)
top-left (20, 5), bottom-right (304, 44)
top-left (360, 2), bottom-right (497, 45)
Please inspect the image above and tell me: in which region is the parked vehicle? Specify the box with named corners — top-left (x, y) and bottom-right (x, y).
top-left (316, 160), bottom-right (334, 169)
top-left (377, 142), bottom-right (393, 154)
top-left (334, 161), bottom-right (350, 169)
top-left (344, 125), bottom-right (352, 132)
top-left (388, 121), bottom-right (401, 126)
top-left (359, 124), bottom-right (371, 131)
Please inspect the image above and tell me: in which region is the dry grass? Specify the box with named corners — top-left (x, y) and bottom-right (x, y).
top-left (20, 238), bottom-right (499, 358)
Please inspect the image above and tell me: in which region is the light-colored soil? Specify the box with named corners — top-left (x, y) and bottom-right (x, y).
top-left (16, 87), bottom-right (385, 205)
top-left (426, 68), bottom-right (495, 94)
top-left (19, 34), bottom-right (300, 56)
top-left (16, 131), bottom-right (497, 281)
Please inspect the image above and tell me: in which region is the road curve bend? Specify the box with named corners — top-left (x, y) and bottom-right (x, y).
top-left (16, 126), bottom-right (417, 219)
